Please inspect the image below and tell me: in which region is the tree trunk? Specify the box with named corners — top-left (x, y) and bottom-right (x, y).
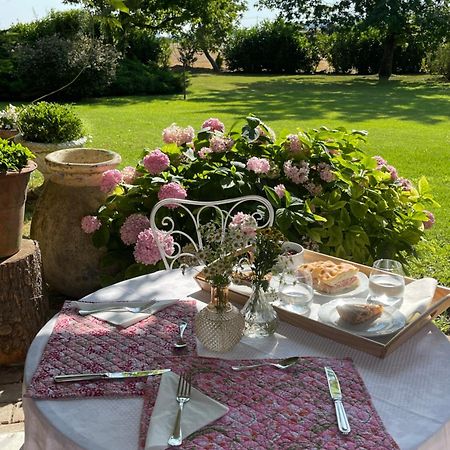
top-left (202, 48), bottom-right (221, 72)
top-left (378, 33), bottom-right (397, 80)
top-left (0, 239), bottom-right (48, 365)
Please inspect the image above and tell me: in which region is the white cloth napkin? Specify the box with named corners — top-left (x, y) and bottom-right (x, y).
top-left (400, 277), bottom-right (437, 322)
top-left (145, 371), bottom-right (229, 450)
top-left (72, 299), bottom-right (178, 328)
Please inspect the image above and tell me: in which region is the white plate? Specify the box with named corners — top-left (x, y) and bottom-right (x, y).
top-left (318, 298), bottom-right (406, 337)
top-left (313, 272), bottom-right (369, 300)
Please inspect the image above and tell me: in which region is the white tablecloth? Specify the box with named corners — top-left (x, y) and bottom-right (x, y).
top-left (23, 269), bottom-right (450, 450)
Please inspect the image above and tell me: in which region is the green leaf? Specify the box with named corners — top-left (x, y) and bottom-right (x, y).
top-left (108, 0), bottom-right (129, 13)
top-left (418, 176), bottom-right (431, 195)
top-left (92, 226), bottom-right (110, 248)
top-left (349, 200), bottom-right (368, 219)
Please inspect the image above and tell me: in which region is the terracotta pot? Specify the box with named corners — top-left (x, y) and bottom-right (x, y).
top-left (30, 148), bottom-right (121, 298)
top-left (0, 161), bottom-right (37, 258)
top-left (14, 134), bottom-right (88, 180)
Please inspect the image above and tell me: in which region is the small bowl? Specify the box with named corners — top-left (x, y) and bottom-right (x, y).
top-left (278, 242), bottom-right (305, 271)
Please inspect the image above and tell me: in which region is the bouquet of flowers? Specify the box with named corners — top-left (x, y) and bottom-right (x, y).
top-left (193, 212), bottom-right (258, 288)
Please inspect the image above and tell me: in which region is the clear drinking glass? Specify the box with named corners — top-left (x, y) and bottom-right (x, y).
top-left (277, 268), bottom-right (314, 315)
top-left (368, 259), bottom-right (405, 307)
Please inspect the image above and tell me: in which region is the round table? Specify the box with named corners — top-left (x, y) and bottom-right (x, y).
top-left (23, 269), bottom-right (450, 450)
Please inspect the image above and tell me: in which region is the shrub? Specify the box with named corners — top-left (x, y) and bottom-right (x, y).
top-left (107, 59), bottom-right (183, 96)
top-left (82, 116), bottom-right (438, 284)
top-left (0, 138), bottom-right (35, 172)
top-left (0, 104), bottom-right (19, 130)
top-left (125, 30), bottom-right (171, 67)
top-left (329, 27), bottom-right (427, 74)
top-left (18, 102), bottom-right (84, 143)
top-left (12, 34), bottom-right (120, 100)
top-left (224, 20), bottom-right (320, 74)
top-left (426, 42), bottom-right (450, 80)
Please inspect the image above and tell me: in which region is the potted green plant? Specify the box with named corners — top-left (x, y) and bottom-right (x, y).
top-left (14, 101), bottom-right (87, 179)
top-left (0, 138), bottom-right (36, 258)
top-left (0, 104), bottom-right (19, 140)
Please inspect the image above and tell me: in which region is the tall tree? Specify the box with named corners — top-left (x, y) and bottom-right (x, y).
top-left (258, 0), bottom-right (450, 79)
top-left (64, 0), bottom-right (246, 71)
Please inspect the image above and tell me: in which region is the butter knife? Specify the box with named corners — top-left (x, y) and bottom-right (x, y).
top-left (324, 366), bottom-right (351, 434)
top-left (54, 368), bottom-right (171, 383)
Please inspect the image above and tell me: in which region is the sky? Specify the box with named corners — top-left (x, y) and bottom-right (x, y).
top-left (0, 0), bottom-right (277, 30)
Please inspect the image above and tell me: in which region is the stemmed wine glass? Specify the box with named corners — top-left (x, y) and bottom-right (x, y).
top-left (277, 267), bottom-right (314, 315)
top-left (368, 259), bottom-right (405, 307)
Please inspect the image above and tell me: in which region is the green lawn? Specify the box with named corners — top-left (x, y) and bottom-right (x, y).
top-left (4, 73), bottom-right (450, 282)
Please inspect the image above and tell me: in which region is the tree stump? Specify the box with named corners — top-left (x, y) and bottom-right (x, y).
top-left (0, 239), bottom-right (48, 365)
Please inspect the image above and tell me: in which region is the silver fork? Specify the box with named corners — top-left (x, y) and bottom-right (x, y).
top-left (168, 372), bottom-right (192, 447)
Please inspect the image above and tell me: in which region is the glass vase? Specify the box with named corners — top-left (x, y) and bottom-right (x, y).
top-left (194, 284), bottom-right (245, 352)
top-left (241, 283), bottom-right (278, 338)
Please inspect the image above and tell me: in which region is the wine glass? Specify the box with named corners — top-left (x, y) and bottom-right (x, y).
top-left (277, 268), bottom-right (314, 315)
top-left (368, 259), bottom-right (405, 307)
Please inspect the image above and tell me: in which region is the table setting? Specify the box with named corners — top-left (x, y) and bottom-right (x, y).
top-left (22, 232), bottom-right (450, 450)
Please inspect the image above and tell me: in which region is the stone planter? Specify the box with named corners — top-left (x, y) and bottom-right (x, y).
top-left (0, 160), bottom-right (37, 259)
top-left (30, 148), bottom-right (121, 298)
top-left (14, 134), bottom-right (88, 180)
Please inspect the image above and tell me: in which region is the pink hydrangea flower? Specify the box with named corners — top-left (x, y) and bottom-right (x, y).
top-left (305, 182), bottom-right (323, 196)
top-left (318, 162), bottom-right (336, 182)
top-left (286, 134), bottom-right (302, 152)
top-left (81, 215), bottom-right (101, 233)
top-left (198, 147), bottom-right (212, 159)
top-left (397, 177), bottom-right (413, 191)
top-left (246, 157), bottom-right (270, 174)
top-left (120, 214), bottom-right (151, 245)
top-left (386, 164), bottom-right (398, 180)
top-left (121, 166), bottom-right (137, 184)
top-left (143, 149), bottom-right (170, 175)
top-left (158, 182), bottom-right (187, 208)
top-left (201, 118), bottom-right (225, 133)
top-left (423, 211), bottom-right (435, 229)
top-left (133, 229), bottom-right (174, 265)
top-left (229, 212), bottom-right (257, 236)
top-left (162, 124), bottom-right (195, 146)
top-left (100, 169), bottom-right (123, 193)
top-left (274, 184), bottom-right (286, 198)
top-left (209, 135), bottom-right (234, 153)
top-left (373, 155), bottom-right (387, 167)
top-left (284, 160), bottom-right (309, 184)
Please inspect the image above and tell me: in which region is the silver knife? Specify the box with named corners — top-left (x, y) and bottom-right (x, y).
top-left (324, 366), bottom-right (351, 434)
top-left (54, 368), bottom-right (171, 383)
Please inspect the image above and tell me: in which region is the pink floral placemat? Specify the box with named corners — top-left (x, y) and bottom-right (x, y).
top-left (25, 300), bottom-right (197, 400)
top-left (139, 356), bottom-right (399, 450)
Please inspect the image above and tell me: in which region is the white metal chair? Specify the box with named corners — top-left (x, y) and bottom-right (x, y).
top-left (149, 195), bottom-right (274, 269)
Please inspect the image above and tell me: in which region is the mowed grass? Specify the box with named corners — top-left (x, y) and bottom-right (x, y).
top-left (3, 73), bottom-right (449, 283)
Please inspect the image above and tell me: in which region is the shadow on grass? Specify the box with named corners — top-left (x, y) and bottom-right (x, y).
top-left (188, 75), bottom-right (449, 125)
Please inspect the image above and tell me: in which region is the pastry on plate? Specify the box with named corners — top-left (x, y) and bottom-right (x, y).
top-left (336, 303), bottom-right (384, 325)
top-left (300, 260), bottom-right (360, 294)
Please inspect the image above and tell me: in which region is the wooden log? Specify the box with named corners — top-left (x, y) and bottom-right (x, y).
top-left (0, 239), bottom-right (48, 365)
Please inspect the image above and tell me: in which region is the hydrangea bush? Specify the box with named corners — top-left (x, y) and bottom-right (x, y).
top-left (83, 115), bottom-right (438, 285)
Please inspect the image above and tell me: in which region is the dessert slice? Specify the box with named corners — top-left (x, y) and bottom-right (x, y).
top-left (336, 303), bottom-right (384, 325)
top-left (300, 260), bottom-right (359, 294)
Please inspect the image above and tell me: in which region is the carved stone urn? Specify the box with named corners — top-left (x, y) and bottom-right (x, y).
top-left (30, 148), bottom-right (121, 298)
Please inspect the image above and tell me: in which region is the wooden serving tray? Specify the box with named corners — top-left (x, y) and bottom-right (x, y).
top-left (195, 250), bottom-right (450, 358)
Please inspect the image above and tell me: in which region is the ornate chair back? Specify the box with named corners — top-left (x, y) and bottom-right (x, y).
top-left (149, 195), bottom-right (274, 270)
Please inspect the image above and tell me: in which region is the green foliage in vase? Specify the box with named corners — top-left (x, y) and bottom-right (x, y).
top-left (0, 138), bottom-right (35, 173)
top-left (17, 102), bottom-right (84, 143)
top-left (83, 115), bottom-right (439, 285)
top-left (250, 228), bottom-right (285, 291)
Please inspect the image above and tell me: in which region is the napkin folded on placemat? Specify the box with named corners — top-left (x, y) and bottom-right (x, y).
top-left (400, 277), bottom-right (437, 323)
top-left (71, 299), bottom-right (178, 328)
top-left (145, 371), bottom-right (229, 450)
